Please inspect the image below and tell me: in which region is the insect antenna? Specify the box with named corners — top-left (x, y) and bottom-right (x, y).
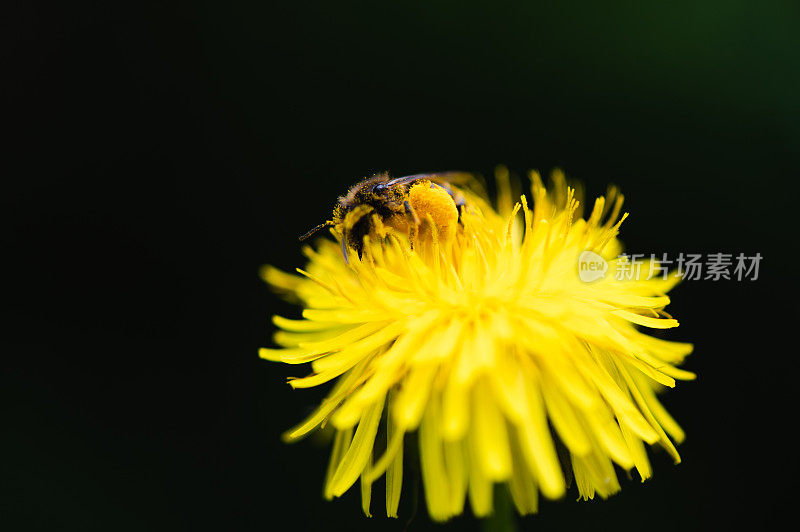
top-left (299, 221), bottom-right (334, 242)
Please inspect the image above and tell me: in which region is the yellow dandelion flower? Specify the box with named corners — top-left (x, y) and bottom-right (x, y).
top-left (260, 168), bottom-right (694, 521)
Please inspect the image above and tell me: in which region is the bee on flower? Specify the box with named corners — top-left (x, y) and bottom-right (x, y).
top-left (260, 167), bottom-right (694, 521)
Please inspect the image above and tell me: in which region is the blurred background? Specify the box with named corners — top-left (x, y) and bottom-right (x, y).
top-left (3, 1), bottom-right (797, 530)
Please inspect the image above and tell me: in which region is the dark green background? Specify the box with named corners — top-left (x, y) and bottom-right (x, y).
top-left (4, 1), bottom-right (797, 530)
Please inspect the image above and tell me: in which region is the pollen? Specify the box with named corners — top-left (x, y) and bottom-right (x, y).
top-left (407, 180), bottom-right (459, 241)
top-left (260, 168), bottom-right (694, 522)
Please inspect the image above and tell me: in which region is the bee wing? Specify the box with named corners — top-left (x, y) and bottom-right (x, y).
top-left (385, 171), bottom-right (470, 187)
top-left (383, 174), bottom-right (429, 187)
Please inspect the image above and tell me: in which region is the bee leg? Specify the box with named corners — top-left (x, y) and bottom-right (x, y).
top-left (455, 197), bottom-right (467, 223)
top-left (403, 200), bottom-right (420, 225)
top-left (403, 200), bottom-right (421, 249)
top-left (299, 220), bottom-right (334, 242)
top-left (341, 234), bottom-right (350, 264)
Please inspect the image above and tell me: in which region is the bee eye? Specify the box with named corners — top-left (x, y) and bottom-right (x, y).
top-left (373, 183), bottom-right (387, 193)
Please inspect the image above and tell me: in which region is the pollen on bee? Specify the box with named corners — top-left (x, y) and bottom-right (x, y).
top-left (408, 181), bottom-right (459, 241)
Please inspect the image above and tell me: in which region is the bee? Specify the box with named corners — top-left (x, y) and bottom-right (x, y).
top-left (300, 172), bottom-right (469, 260)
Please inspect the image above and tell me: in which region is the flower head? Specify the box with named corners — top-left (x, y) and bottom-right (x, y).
top-left (260, 168), bottom-right (694, 521)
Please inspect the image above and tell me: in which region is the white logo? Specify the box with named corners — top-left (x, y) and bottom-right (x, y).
top-left (578, 250), bottom-right (608, 282)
